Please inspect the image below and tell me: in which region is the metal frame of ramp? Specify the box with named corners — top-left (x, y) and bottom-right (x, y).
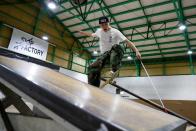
top-left (0, 55), bottom-right (187, 131)
top-left (0, 65), bottom-right (122, 130)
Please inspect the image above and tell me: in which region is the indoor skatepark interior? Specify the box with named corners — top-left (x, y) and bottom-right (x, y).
top-left (0, 0), bottom-right (196, 131)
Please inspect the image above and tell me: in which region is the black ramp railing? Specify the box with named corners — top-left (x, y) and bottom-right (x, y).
top-left (101, 77), bottom-right (196, 127)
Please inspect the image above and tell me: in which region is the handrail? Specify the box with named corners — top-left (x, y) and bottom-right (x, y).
top-left (101, 78), bottom-right (196, 126)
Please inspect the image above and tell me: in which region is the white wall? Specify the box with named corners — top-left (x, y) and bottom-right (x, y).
top-left (108, 75), bottom-right (196, 100)
top-left (58, 69), bottom-right (196, 101)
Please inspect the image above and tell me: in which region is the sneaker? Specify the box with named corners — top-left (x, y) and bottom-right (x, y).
top-left (109, 70), bottom-right (119, 78)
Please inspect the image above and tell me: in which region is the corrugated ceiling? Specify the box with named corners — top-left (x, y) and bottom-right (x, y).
top-left (47, 0), bottom-right (196, 61)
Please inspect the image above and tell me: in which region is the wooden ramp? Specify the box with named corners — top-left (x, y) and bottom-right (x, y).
top-left (0, 55), bottom-right (187, 131)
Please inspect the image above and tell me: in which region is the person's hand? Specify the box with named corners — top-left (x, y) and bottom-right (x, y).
top-left (136, 51), bottom-right (141, 60)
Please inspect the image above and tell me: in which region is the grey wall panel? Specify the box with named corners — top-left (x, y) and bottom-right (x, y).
top-left (58, 68), bottom-right (196, 101)
top-left (110, 75), bottom-right (196, 100)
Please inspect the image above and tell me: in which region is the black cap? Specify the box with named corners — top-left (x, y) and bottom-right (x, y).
top-left (99, 16), bottom-right (109, 24)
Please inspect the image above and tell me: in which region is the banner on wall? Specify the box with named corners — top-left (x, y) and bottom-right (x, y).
top-left (8, 29), bottom-right (48, 60)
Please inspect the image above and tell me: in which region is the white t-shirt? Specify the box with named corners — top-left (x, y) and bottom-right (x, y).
top-left (92, 27), bottom-right (127, 53)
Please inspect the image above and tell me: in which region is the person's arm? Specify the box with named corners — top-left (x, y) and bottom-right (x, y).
top-left (124, 39), bottom-right (141, 59)
top-left (116, 29), bottom-right (141, 59)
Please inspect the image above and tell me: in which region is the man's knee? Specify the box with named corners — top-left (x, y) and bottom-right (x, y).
top-left (111, 56), bottom-right (121, 72)
top-left (89, 60), bottom-right (102, 69)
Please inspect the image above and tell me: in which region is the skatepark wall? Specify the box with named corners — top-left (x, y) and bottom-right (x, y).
top-left (59, 68), bottom-right (196, 101)
top-left (113, 75), bottom-right (196, 101)
top-left (59, 69), bottom-right (196, 122)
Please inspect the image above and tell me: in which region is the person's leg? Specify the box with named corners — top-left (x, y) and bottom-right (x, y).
top-left (110, 45), bottom-right (124, 72)
top-left (88, 52), bottom-right (110, 87)
top-left (110, 45), bottom-right (124, 94)
top-left (87, 60), bottom-right (102, 87)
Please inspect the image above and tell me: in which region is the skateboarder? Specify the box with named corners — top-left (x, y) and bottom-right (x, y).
top-left (79, 16), bottom-right (141, 91)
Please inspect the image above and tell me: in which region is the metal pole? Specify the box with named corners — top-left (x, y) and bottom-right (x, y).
top-left (0, 100), bottom-right (14, 131)
top-left (140, 60), bottom-right (165, 108)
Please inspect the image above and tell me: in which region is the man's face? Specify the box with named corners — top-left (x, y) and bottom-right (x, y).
top-left (100, 23), bottom-right (109, 32)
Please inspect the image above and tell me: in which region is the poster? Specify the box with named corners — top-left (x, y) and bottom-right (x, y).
top-left (8, 29), bottom-right (48, 60)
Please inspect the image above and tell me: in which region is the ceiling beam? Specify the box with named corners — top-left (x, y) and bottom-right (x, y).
top-left (61, 0), bottom-right (170, 25)
top-left (138, 0), bottom-right (163, 58)
top-left (78, 14), bottom-right (196, 39)
top-left (94, 49), bottom-right (196, 58)
top-left (70, 5), bottom-right (196, 33)
top-left (94, 0), bottom-right (128, 52)
top-left (57, 0), bottom-right (138, 19)
top-left (172, 0), bottom-right (195, 74)
top-left (84, 38), bottom-right (196, 50)
top-left (82, 30), bottom-right (196, 45)
top-left (38, 0), bottom-right (91, 55)
top-left (172, 0), bottom-right (191, 49)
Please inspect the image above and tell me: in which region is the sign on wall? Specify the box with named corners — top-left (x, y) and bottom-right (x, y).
top-left (8, 29), bottom-right (48, 60)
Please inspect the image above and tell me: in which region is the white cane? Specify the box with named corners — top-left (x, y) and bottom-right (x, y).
top-left (140, 60), bottom-right (165, 108)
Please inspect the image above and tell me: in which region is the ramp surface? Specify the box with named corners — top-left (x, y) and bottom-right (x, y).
top-left (0, 55), bottom-right (187, 131)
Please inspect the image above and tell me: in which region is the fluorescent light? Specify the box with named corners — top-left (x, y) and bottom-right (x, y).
top-left (42, 36), bottom-right (48, 40)
top-left (48, 2), bottom-right (56, 10)
top-left (127, 56), bottom-right (132, 60)
top-left (179, 25), bottom-right (186, 30)
top-left (187, 50), bottom-right (193, 55)
top-left (93, 51), bottom-right (98, 55)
